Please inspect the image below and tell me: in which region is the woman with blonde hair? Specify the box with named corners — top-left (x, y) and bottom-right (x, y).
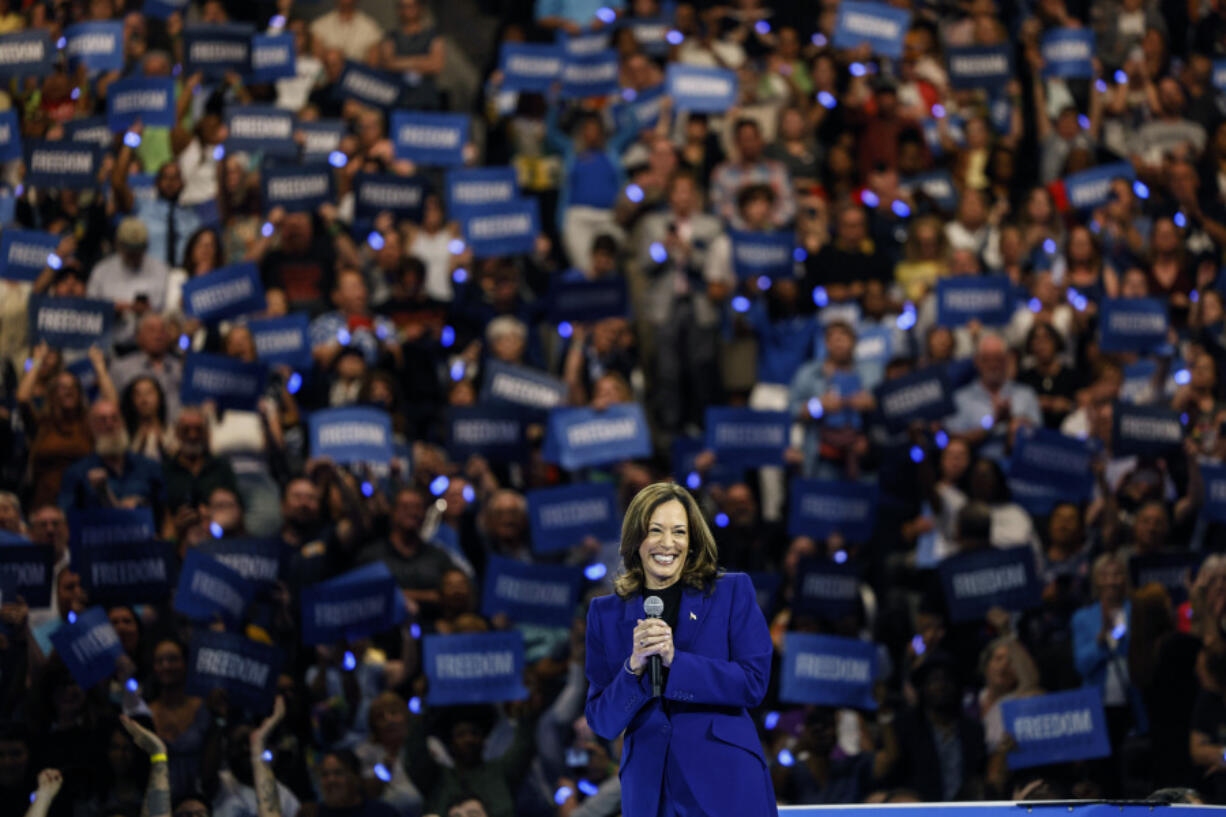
top-left (978, 637), bottom-right (1042, 753)
top-left (353, 691), bottom-right (425, 817)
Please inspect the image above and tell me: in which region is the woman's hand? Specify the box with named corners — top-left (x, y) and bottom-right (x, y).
top-left (250, 695), bottom-right (286, 752)
top-left (120, 715), bottom-right (168, 756)
top-left (631, 618), bottom-right (675, 671)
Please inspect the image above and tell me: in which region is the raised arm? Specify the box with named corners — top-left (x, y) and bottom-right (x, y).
top-left (120, 715), bottom-right (171, 817)
top-left (23, 770), bottom-right (62, 817)
top-left (250, 696), bottom-right (287, 817)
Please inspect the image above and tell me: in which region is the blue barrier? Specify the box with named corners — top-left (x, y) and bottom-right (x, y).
top-left (778, 804), bottom-right (1226, 816)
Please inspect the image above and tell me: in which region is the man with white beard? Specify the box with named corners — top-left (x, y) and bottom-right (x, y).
top-left (57, 399), bottom-right (167, 520)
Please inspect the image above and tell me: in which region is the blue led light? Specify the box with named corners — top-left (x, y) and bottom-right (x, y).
top-left (558, 321), bottom-right (573, 338)
top-left (452, 267), bottom-right (469, 284)
top-left (622, 88), bottom-right (637, 102)
top-left (793, 247), bottom-right (808, 262)
top-left (577, 778), bottom-right (599, 796)
top-left (287, 372), bottom-right (302, 394)
top-left (410, 623), bottom-right (422, 640)
top-left (1111, 623), bottom-right (1127, 641)
top-left (450, 361), bottom-right (466, 381)
top-left (935, 430), bottom-right (949, 449)
top-left (849, 62), bottom-right (866, 77)
top-left (126, 678), bottom-right (139, 692)
top-left (361, 481), bottom-right (374, 497)
top-left (931, 103), bottom-right (946, 119)
top-left (1073, 294), bottom-right (1087, 312)
top-left (980, 414), bottom-right (994, 430)
top-left (343, 650), bottom-right (356, 670)
top-left (833, 549), bottom-right (848, 564)
top-left (625, 183), bottom-right (644, 203)
top-left (70, 87), bottom-right (80, 100)
top-left (367, 232), bottom-right (385, 250)
top-left (812, 286), bottom-right (829, 307)
top-left (430, 475), bottom-right (450, 496)
top-left (817, 91), bottom-right (837, 109)
top-left (555, 786), bottom-right (574, 805)
top-left (757, 275), bottom-right (772, 290)
top-left (462, 485), bottom-right (475, 502)
top-left (764, 711), bottom-right (780, 730)
top-left (373, 763), bottom-right (391, 782)
top-left (891, 200), bottom-right (911, 218)
top-left (596, 6), bottom-right (616, 22)
top-left (755, 20), bottom-right (770, 34)
top-left (448, 238), bottom-right (466, 254)
top-left (777, 749), bottom-right (795, 767)
top-left (584, 563), bottom-right (607, 581)
top-left (328, 150), bottom-right (347, 168)
top-left (123, 131), bottom-right (142, 148)
top-left (213, 144), bottom-right (225, 160)
top-left (896, 309), bottom-right (916, 330)
top-left (1028, 297), bottom-right (1041, 313)
top-left (30, 792), bottom-right (36, 804)
top-left (1175, 211), bottom-right (1187, 229)
top-left (261, 221), bottom-right (274, 237)
top-left (1175, 369), bottom-right (1191, 385)
top-left (1133, 181), bottom-right (1149, 200)
top-left (860, 189), bottom-right (879, 208)
top-left (731, 295), bottom-right (750, 313)
top-left (811, 33), bottom-right (827, 46)
top-left (408, 695), bottom-right (422, 712)
top-left (686, 471), bottom-right (702, 490)
top-left (714, 513), bottom-right (729, 528)
top-left (179, 334), bottom-right (191, 351)
top-left (911, 634), bottom-right (925, 655)
top-left (376, 324), bottom-right (389, 340)
top-left (23, 358), bottom-right (32, 372)
top-left (807, 397), bottom-right (823, 419)
top-left (46, 253), bottom-right (62, 270)
top-left (67, 611), bottom-right (77, 624)
top-left (270, 13), bottom-right (287, 28)
top-left (1077, 114), bottom-right (1090, 130)
top-left (649, 242), bottom-right (668, 263)
top-left (57, 36), bottom-right (66, 49)
top-left (1182, 412), bottom-right (1190, 425)
top-left (1094, 79), bottom-right (1107, 93)
top-left (1191, 290), bottom-right (1200, 303)
top-left (666, 29), bottom-right (684, 45)
top-left (1114, 69), bottom-right (1128, 84)
top-left (1043, 238), bottom-right (1057, 254)
top-left (440, 325), bottom-right (456, 347)
top-left (209, 522), bottom-right (223, 538)
top-left (337, 328), bottom-right (351, 345)
top-left (909, 445), bottom-right (924, 463)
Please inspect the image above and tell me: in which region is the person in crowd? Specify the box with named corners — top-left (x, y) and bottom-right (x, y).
top-left (57, 399), bottom-right (166, 517)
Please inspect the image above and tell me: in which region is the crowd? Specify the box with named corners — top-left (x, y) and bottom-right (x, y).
top-left (7, 0), bottom-right (1226, 814)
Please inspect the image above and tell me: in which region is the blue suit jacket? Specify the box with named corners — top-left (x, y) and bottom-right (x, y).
top-left (584, 572), bottom-right (778, 817)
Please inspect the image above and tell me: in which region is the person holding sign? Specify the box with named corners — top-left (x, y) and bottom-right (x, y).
top-left (584, 482), bottom-right (777, 817)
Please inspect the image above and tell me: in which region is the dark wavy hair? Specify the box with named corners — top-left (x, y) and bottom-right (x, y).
top-left (613, 482), bottom-right (720, 599)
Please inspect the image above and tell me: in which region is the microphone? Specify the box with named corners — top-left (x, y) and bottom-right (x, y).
top-left (643, 595), bottom-right (664, 697)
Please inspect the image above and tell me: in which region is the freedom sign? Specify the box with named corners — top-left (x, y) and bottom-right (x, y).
top-left (1001, 688), bottom-right (1111, 769)
top-left (64, 22), bottom-right (124, 72)
top-left (391, 111), bottom-right (469, 167)
top-left (354, 173), bottom-right (427, 222)
top-left (423, 631), bottom-right (529, 705)
top-left (186, 630), bottom-right (283, 712)
top-left (195, 537), bottom-right (284, 589)
top-left (730, 231), bottom-right (794, 280)
top-left (250, 34), bottom-right (296, 83)
top-left (309, 407), bottom-right (394, 464)
top-left (1041, 29), bottom-right (1095, 78)
top-left (1203, 464), bottom-right (1226, 523)
top-left (69, 508), bottom-right (156, 551)
top-left (28, 296), bottom-right (112, 348)
top-left (301, 562), bottom-right (405, 645)
top-left (174, 549), bottom-right (255, 626)
top-left (788, 479), bottom-right (878, 542)
top-left (181, 353), bottom-right (266, 411)
top-left (946, 45), bottom-right (1012, 90)
top-left (832, 1), bottom-right (910, 59)
top-left (447, 166), bottom-right (519, 220)
top-left (936, 276), bottom-right (1013, 327)
top-left (780, 633), bottom-right (877, 709)
top-left (482, 361), bottom-right (568, 412)
top-left (527, 482), bottom-right (621, 553)
top-left (901, 170), bottom-right (958, 211)
top-left (1009, 429), bottom-right (1094, 499)
top-left (481, 556), bottom-right (584, 627)
top-left (1112, 402), bottom-right (1184, 458)
top-left (499, 43), bottom-right (563, 92)
top-left (0, 229), bottom-right (59, 282)
top-left (0, 545), bottom-right (55, 608)
top-left (939, 546), bottom-right (1040, 622)
top-left (262, 164), bottom-right (335, 213)
top-left (23, 141), bottom-right (101, 188)
top-left (0, 110), bottom-right (21, 162)
top-left (183, 23), bottom-right (253, 78)
top-left (50, 607), bottom-right (124, 689)
top-left (107, 76), bottom-right (176, 133)
top-left (704, 407), bottom-right (790, 467)
top-left (462, 199), bottom-right (541, 258)
top-left (1098, 297), bottom-right (1168, 353)
top-left (547, 278), bottom-right (628, 324)
top-left (1063, 162), bottom-right (1135, 211)
top-left (873, 366), bottom-right (955, 430)
top-left (447, 405), bottom-right (527, 463)
top-left (560, 50), bottom-right (620, 100)
top-left (0, 31), bottom-right (54, 77)
top-left (182, 262), bottom-right (266, 322)
top-left (666, 64), bottom-right (738, 112)
top-left (77, 541), bottom-right (173, 605)
top-left (542, 403), bottom-right (652, 470)
top-left (225, 106), bottom-right (296, 158)
top-left (1130, 551), bottom-right (1201, 604)
top-left (249, 313), bottom-right (311, 369)
top-left (793, 559), bottom-right (861, 619)
top-left (614, 84), bottom-right (666, 133)
top-left (297, 120), bottom-right (347, 160)
top-left (336, 62), bottom-right (401, 109)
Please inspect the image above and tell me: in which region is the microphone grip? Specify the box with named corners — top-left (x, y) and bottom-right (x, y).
top-left (648, 654), bottom-right (662, 698)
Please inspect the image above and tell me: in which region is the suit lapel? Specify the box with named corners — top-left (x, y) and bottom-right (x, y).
top-left (673, 586), bottom-right (710, 652)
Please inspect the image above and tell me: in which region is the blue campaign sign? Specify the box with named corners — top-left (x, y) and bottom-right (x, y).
top-left (527, 482), bottom-right (621, 553)
top-left (175, 549), bottom-right (255, 626)
top-left (0, 545), bottom-right (55, 608)
top-left (301, 562), bottom-right (403, 645)
top-left (447, 405), bottom-right (528, 463)
top-left (354, 173), bottom-right (427, 222)
top-left (1121, 359), bottom-right (1159, 405)
top-left (543, 403), bottom-right (652, 470)
top-left (547, 278), bottom-right (628, 324)
top-left (0, 31), bottom-right (54, 78)
top-left (557, 30), bottom-right (610, 56)
top-left (1008, 476), bottom-right (1063, 517)
top-left (182, 262), bottom-right (266, 322)
top-left (939, 546), bottom-right (1040, 622)
top-left (196, 537), bottom-right (284, 588)
top-left (832, 1), bottom-right (911, 59)
top-left (262, 164), bottom-right (335, 213)
top-left (67, 356), bottom-right (98, 402)
top-left (225, 106), bottom-right (296, 158)
top-left (730, 231), bottom-right (794, 280)
top-left (50, 606), bottom-right (123, 689)
top-left (1130, 551), bottom-right (1201, 604)
top-left (787, 479), bottom-right (878, 542)
top-left (627, 18), bottom-right (671, 56)
top-left (69, 508), bottom-right (156, 550)
top-left (499, 43), bottom-right (563, 92)
top-left (181, 353), bottom-right (266, 411)
top-left (186, 630), bottom-right (283, 712)
top-left (64, 116), bottom-right (112, 149)
top-left (250, 34), bottom-right (296, 83)
top-left (1041, 28), bottom-right (1095, 78)
top-left (1001, 688), bottom-right (1111, 769)
top-left (0, 229), bottom-right (59, 282)
top-left (0, 193), bottom-right (13, 226)
top-left (1204, 464), bottom-right (1226, 523)
top-left (297, 120), bottom-right (347, 160)
top-left (946, 45), bottom-right (1012, 90)
top-left (779, 633), bottom-right (877, 709)
top-left (1063, 162), bottom-right (1135, 211)
top-left (248, 313), bottom-right (312, 369)
top-left (391, 111), bottom-right (468, 166)
top-left (336, 61), bottom-right (401, 109)
top-left (901, 170), bottom-right (958, 211)
top-left (462, 199), bottom-right (540, 257)
top-left (481, 556), bottom-right (585, 627)
top-left (560, 50), bottom-right (620, 100)
top-left (482, 360), bottom-right (569, 411)
top-left (854, 326), bottom-right (894, 369)
top-left (309, 406), bottom-right (394, 464)
top-left (666, 64), bottom-right (738, 112)
top-left (705, 407), bottom-right (790, 467)
top-left (28, 296), bottom-right (112, 349)
top-left (935, 276), bottom-right (1013, 327)
top-left (1113, 402), bottom-right (1184, 458)
top-left (793, 559), bottom-right (861, 619)
top-left (77, 541), bottom-right (173, 604)
top-left (672, 435), bottom-right (742, 489)
top-left (874, 365), bottom-right (955, 430)
top-left (1098, 297), bottom-right (1168, 353)
top-left (183, 23), bottom-right (254, 78)
top-left (748, 571), bottom-right (781, 613)
top-left (423, 631), bottom-right (529, 705)
top-left (1009, 428), bottom-right (1094, 499)
top-left (64, 22), bottom-right (124, 72)
top-left (0, 110), bottom-right (18, 162)
top-left (447, 166), bottom-right (519, 220)
top-left (614, 84), bottom-right (666, 134)
top-left (23, 141), bottom-right (101, 188)
top-left (143, 0), bottom-right (189, 17)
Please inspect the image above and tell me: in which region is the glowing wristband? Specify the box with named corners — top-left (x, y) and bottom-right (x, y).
top-left (150, 753), bottom-right (168, 764)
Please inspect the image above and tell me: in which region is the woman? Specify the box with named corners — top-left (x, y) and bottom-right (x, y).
top-left (1148, 217), bottom-right (1194, 326)
top-left (1018, 322), bottom-right (1080, 429)
top-left (977, 637), bottom-right (1041, 753)
top-left (1172, 350), bottom-right (1226, 456)
top-left (1072, 553), bottom-right (1136, 751)
top-left (85, 719), bottom-right (150, 817)
top-left (353, 692), bottom-right (424, 817)
top-left (146, 638), bottom-right (211, 800)
top-left (584, 482), bottom-right (777, 817)
top-left (306, 750), bottom-right (398, 817)
top-left (932, 457), bottom-right (1042, 562)
top-left (121, 375), bottom-right (174, 461)
top-left (379, 0), bottom-right (444, 110)
top-left (166, 227), bottom-right (225, 315)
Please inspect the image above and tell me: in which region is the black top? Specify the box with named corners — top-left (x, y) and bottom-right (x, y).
top-left (643, 580), bottom-right (685, 632)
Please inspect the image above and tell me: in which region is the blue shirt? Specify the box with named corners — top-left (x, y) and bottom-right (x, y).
top-left (745, 299), bottom-right (819, 386)
top-left (947, 379), bottom-right (1042, 462)
top-left (134, 196), bottom-right (202, 267)
top-left (309, 311), bottom-right (398, 366)
top-left (535, 0), bottom-right (623, 25)
top-left (568, 150), bottom-right (621, 209)
top-left (58, 452), bottom-right (166, 512)
top-left (788, 359), bottom-right (882, 475)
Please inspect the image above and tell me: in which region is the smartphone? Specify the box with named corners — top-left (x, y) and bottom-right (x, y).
top-left (565, 747), bottom-right (590, 768)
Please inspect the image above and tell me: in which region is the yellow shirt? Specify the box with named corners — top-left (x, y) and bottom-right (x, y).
top-left (895, 260), bottom-right (948, 302)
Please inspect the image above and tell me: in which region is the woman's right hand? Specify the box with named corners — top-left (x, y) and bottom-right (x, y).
top-left (629, 618), bottom-right (673, 674)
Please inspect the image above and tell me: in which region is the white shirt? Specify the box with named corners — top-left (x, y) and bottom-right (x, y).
top-left (310, 10), bottom-right (384, 62)
top-left (410, 229), bottom-right (455, 302)
top-left (212, 770), bottom-right (300, 817)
